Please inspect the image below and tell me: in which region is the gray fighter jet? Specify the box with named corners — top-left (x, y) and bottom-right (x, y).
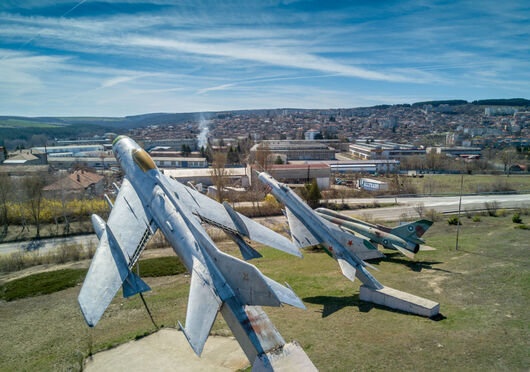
top-left (78, 136), bottom-right (305, 358)
top-left (257, 171), bottom-right (384, 290)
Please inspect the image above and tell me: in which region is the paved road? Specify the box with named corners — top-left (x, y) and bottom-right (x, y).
top-left (2, 193), bottom-right (529, 255)
top-left (0, 234), bottom-right (98, 256)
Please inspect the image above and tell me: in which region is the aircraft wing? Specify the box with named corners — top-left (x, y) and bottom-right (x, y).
top-left (78, 178), bottom-right (157, 327)
top-left (179, 258), bottom-right (222, 356)
top-left (164, 175), bottom-right (301, 257)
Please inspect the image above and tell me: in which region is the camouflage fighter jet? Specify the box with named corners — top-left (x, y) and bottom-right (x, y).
top-left (315, 207), bottom-right (434, 258)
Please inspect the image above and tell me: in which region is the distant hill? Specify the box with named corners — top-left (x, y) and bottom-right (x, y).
top-left (411, 100), bottom-right (468, 107)
top-left (410, 98), bottom-right (530, 107)
top-left (471, 98), bottom-right (530, 106)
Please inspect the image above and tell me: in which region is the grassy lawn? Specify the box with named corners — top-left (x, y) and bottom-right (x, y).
top-left (0, 217), bottom-right (528, 370)
top-left (0, 118), bottom-right (62, 128)
top-left (0, 257), bottom-right (186, 302)
top-left (409, 174), bottom-right (530, 194)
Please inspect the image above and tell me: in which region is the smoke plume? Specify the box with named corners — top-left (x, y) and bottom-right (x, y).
top-left (197, 113), bottom-right (210, 148)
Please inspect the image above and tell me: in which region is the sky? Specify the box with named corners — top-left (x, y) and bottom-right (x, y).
top-left (0, 0), bottom-right (528, 116)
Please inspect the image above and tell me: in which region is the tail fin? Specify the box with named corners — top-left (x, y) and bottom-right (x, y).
top-left (391, 219), bottom-right (433, 244)
top-left (285, 207), bottom-right (319, 249)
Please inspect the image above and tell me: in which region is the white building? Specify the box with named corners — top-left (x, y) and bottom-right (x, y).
top-left (358, 178), bottom-right (389, 192)
top-left (151, 156), bottom-right (207, 168)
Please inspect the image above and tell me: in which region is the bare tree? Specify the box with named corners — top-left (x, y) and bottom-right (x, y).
top-left (500, 147), bottom-right (518, 176)
top-left (254, 142), bottom-right (272, 173)
top-left (0, 174), bottom-right (12, 237)
top-left (413, 202), bottom-right (425, 218)
top-left (23, 175), bottom-right (46, 238)
top-left (210, 151), bottom-right (229, 202)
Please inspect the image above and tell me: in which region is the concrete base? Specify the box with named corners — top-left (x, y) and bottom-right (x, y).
top-left (252, 342), bottom-right (318, 372)
top-left (359, 285), bottom-right (439, 317)
top-left (84, 328), bottom-right (248, 371)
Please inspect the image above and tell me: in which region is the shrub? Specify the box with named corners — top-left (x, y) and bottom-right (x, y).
top-left (514, 224), bottom-right (530, 230)
top-left (447, 217), bottom-right (461, 225)
top-left (484, 201), bottom-right (499, 216)
top-left (512, 213), bottom-right (522, 224)
top-left (496, 208), bottom-right (508, 217)
top-left (472, 215), bottom-right (481, 222)
top-left (425, 208), bottom-right (442, 222)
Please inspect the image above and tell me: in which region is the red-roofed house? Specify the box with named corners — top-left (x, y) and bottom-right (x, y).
top-left (44, 169), bottom-right (104, 196)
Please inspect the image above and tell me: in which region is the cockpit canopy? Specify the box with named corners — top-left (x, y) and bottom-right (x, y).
top-left (132, 149), bottom-right (156, 172)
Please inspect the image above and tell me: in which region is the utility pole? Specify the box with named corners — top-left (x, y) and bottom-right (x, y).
top-left (455, 173), bottom-right (464, 250)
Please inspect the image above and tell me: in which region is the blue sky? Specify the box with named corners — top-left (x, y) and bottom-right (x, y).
top-left (0, 0), bottom-right (528, 116)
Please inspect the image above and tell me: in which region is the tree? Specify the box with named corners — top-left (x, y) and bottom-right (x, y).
top-left (254, 142), bottom-right (272, 172)
top-left (23, 175), bottom-right (46, 238)
top-left (302, 179), bottom-right (321, 208)
top-left (227, 146), bottom-right (239, 164)
top-left (181, 144), bottom-right (191, 157)
top-left (0, 174), bottom-right (12, 236)
top-left (2, 142), bottom-right (7, 160)
top-left (210, 151), bottom-right (229, 202)
top-left (500, 147), bottom-right (518, 176)
top-left (274, 156), bottom-right (284, 164)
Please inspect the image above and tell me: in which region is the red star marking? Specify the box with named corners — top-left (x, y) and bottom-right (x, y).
top-left (347, 240), bottom-right (353, 246)
top-left (328, 246), bottom-right (333, 251)
top-left (242, 273), bottom-right (249, 281)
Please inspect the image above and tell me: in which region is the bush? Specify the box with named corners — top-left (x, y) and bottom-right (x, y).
top-left (484, 201), bottom-right (499, 216)
top-left (0, 243), bottom-right (94, 274)
top-left (447, 217), bottom-right (461, 225)
top-left (472, 215), bottom-right (481, 222)
top-left (425, 208), bottom-right (442, 222)
top-left (496, 208), bottom-right (508, 217)
top-left (514, 224), bottom-right (530, 230)
top-left (512, 213), bottom-right (522, 224)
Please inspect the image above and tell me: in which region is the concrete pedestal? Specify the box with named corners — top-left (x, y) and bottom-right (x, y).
top-left (359, 285), bottom-right (439, 317)
top-left (252, 342), bottom-right (318, 372)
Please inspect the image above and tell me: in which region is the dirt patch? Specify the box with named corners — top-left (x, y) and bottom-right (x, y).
top-left (421, 271), bottom-right (449, 295)
top-left (84, 328), bottom-right (248, 372)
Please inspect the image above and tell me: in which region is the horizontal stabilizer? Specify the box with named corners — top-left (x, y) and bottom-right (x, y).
top-left (390, 243), bottom-right (415, 259)
top-left (420, 245), bottom-right (436, 251)
top-left (122, 271), bottom-right (151, 298)
top-left (286, 207), bottom-right (319, 249)
top-left (337, 258), bottom-right (356, 283)
top-left (213, 250), bottom-right (304, 309)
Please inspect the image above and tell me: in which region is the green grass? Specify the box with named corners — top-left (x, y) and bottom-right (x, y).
top-left (0, 269), bottom-right (86, 301)
top-left (132, 256), bottom-right (186, 277)
top-left (0, 217), bottom-right (528, 371)
top-left (0, 256), bottom-right (185, 302)
top-left (0, 118), bottom-right (62, 128)
top-left (410, 174), bottom-right (530, 194)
